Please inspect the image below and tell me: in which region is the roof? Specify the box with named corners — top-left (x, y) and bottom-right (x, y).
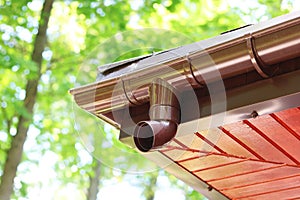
top-left (70, 11), bottom-right (300, 199)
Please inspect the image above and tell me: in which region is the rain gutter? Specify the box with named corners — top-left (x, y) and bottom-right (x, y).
top-left (70, 11), bottom-right (300, 125)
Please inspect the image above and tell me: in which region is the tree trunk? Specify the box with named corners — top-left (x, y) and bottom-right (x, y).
top-left (143, 171), bottom-right (159, 200)
top-left (87, 160), bottom-right (101, 200)
top-left (0, 0), bottom-right (54, 199)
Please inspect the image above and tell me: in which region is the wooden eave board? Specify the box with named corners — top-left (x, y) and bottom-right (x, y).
top-left (159, 107), bottom-right (300, 199)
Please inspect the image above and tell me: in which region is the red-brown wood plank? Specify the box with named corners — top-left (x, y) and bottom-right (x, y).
top-left (225, 175), bottom-right (300, 198)
top-left (247, 115), bottom-right (300, 164)
top-left (271, 107), bottom-right (300, 140)
top-left (161, 134), bottom-right (221, 162)
top-left (195, 132), bottom-right (226, 154)
top-left (194, 160), bottom-right (277, 181)
top-left (159, 139), bottom-right (195, 161)
top-left (222, 121), bottom-right (294, 164)
top-left (220, 126), bottom-right (265, 160)
top-left (179, 155), bottom-right (243, 172)
top-left (160, 147), bottom-right (197, 162)
top-left (210, 165), bottom-right (300, 190)
top-left (175, 134), bottom-right (219, 153)
top-left (237, 186), bottom-right (300, 200)
top-left (201, 129), bottom-right (257, 159)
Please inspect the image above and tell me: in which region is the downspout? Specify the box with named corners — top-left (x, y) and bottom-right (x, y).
top-left (133, 78), bottom-right (180, 152)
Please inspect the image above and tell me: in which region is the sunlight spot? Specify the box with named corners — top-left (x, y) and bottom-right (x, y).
top-left (0, 131), bottom-right (8, 142)
top-left (2, 33), bottom-right (10, 41)
top-left (91, 2), bottom-right (100, 8)
top-left (77, 148), bottom-right (93, 166)
top-left (10, 82), bottom-right (16, 89)
top-left (69, 75), bottom-right (76, 83)
top-left (112, 169), bottom-right (122, 176)
top-left (1, 101), bottom-right (7, 108)
top-left (74, 142), bottom-right (83, 150)
top-left (42, 49), bottom-right (53, 61)
top-left (128, 14), bottom-right (143, 29)
top-left (24, 69), bottom-right (30, 75)
top-left (15, 88), bottom-right (26, 100)
top-left (14, 177), bottom-right (23, 190)
top-left (102, 141), bottom-right (112, 148)
top-left (37, 84), bottom-right (43, 92)
top-left (96, 8), bottom-right (105, 16)
top-left (104, 0), bottom-right (115, 7)
top-left (16, 26), bottom-right (32, 43)
top-left (292, 0), bottom-right (300, 10)
top-left (228, 0), bottom-right (268, 23)
top-left (54, 184), bottom-right (85, 200)
top-left (24, 125), bottom-right (40, 152)
top-left (155, 189), bottom-right (185, 200)
top-left (61, 128), bottom-right (68, 134)
top-left (12, 65), bottom-right (20, 72)
top-left (71, 165), bottom-right (78, 172)
top-left (98, 182), bottom-right (142, 200)
top-left (22, 5), bottom-right (27, 11)
top-left (10, 127), bottom-right (17, 136)
top-left (41, 73), bottom-right (50, 84)
top-left (0, 24), bottom-right (14, 34)
top-left (27, 0), bottom-right (43, 11)
top-left (129, 0), bottom-right (144, 10)
top-left (58, 162), bottom-right (65, 170)
top-left (48, 2), bottom-right (86, 53)
top-left (115, 32), bottom-right (123, 42)
top-left (27, 16), bottom-right (39, 29)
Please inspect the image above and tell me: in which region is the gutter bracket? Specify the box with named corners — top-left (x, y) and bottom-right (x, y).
top-left (185, 53), bottom-right (205, 87)
top-left (245, 33), bottom-right (271, 78)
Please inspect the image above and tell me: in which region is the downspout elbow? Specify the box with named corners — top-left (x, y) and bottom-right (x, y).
top-left (134, 119), bottom-right (178, 152)
top-left (134, 78), bottom-right (180, 152)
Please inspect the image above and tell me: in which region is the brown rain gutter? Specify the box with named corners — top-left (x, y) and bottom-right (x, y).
top-left (70, 12), bottom-right (300, 150)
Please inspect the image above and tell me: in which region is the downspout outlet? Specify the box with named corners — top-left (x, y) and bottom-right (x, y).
top-left (134, 78), bottom-right (180, 152)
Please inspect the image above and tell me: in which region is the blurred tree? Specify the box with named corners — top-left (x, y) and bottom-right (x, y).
top-left (87, 160), bottom-right (101, 200)
top-left (0, 0), bottom-right (54, 199)
top-left (142, 171), bottom-right (159, 200)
